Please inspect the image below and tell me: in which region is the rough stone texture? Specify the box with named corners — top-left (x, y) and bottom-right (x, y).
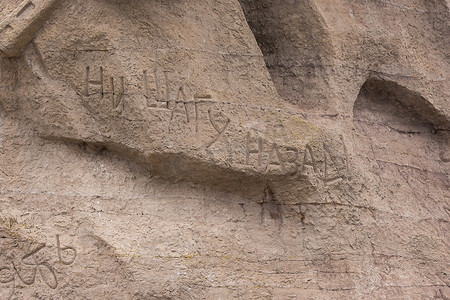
top-left (0, 0), bottom-right (448, 299)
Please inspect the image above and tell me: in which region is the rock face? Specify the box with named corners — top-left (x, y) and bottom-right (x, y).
top-left (0, 0), bottom-right (448, 299)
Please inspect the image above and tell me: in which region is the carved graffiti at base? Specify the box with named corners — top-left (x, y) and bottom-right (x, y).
top-left (0, 235), bottom-right (76, 290)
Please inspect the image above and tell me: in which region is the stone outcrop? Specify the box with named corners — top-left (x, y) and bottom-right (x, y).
top-left (0, 0), bottom-right (448, 299)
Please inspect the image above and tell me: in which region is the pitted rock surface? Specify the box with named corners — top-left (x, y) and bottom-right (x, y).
top-left (0, 0), bottom-right (448, 299)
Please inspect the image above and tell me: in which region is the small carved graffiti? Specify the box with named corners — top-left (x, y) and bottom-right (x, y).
top-left (246, 132), bottom-right (263, 168)
top-left (83, 65), bottom-right (126, 113)
top-left (143, 69), bottom-right (169, 108)
top-left (0, 234), bottom-right (76, 290)
top-left (169, 86), bottom-right (190, 123)
top-left (243, 129), bottom-right (349, 185)
top-left (84, 66), bottom-right (104, 97)
top-left (56, 234), bottom-right (77, 266)
top-left (206, 108), bottom-right (231, 149)
top-left (11, 243), bottom-right (58, 289)
top-left (264, 142), bottom-right (285, 173)
top-left (301, 145), bottom-right (317, 174)
top-left (110, 76), bottom-right (125, 112)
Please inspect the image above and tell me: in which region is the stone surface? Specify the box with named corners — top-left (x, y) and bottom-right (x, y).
top-left (0, 0), bottom-right (448, 299)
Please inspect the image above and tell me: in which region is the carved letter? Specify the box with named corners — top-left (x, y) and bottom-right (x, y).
top-left (84, 66), bottom-right (103, 97)
top-left (301, 145), bottom-right (317, 173)
top-left (194, 94), bottom-right (212, 133)
top-left (264, 142), bottom-right (285, 173)
top-left (246, 131), bottom-right (263, 169)
top-left (170, 86), bottom-right (189, 123)
top-left (206, 108), bottom-right (230, 148)
top-left (323, 142), bottom-right (343, 185)
top-left (56, 234), bottom-right (77, 266)
top-left (155, 69), bottom-right (169, 108)
top-left (13, 243), bottom-right (58, 289)
top-left (143, 69), bottom-right (157, 107)
top-left (285, 147), bottom-right (299, 175)
top-left (110, 76), bottom-right (125, 112)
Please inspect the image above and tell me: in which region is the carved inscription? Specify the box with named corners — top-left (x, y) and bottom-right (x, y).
top-left (302, 145), bottom-right (317, 174)
top-left (340, 134), bottom-right (350, 174)
top-left (143, 69), bottom-right (169, 108)
top-left (206, 108), bottom-right (231, 148)
top-left (245, 132), bottom-right (288, 173)
top-left (11, 243), bottom-right (58, 289)
top-left (78, 65), bottom-right (350, 184)
top-left (244, 130), bottom-right (349, 185)
top-left (264, 143), bottom-right (285, 173)
top-left (323, 142), bottom-right (343, 185)
top-left (246, 132), bottom-right (263, 168)
top-left (285, 147), bottom-right (299, 175)
top-left (84, 66), bottom-right (104, 97)
top-left (169, 86), bottom-right (190, 124)
top-left (56, 234), bottom-right (77, 265)
top-left (110, 76), bottom-right (125, 111)
top-left (140, 67), bottom-right (349, 182)
top-left (205, 108), bottom-right (232, 162)
top-left (0, 235), bottom-right (76, 290)
top-left (83, 66), bottom-right (126, 113)
top-left (155, 69), bottom-right (170, 106)
top-left (194, 94), bottom-right (212, 133)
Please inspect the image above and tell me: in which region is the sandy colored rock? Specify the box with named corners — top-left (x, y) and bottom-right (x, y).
top-left (0, 0), bottom-right (448, 299)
